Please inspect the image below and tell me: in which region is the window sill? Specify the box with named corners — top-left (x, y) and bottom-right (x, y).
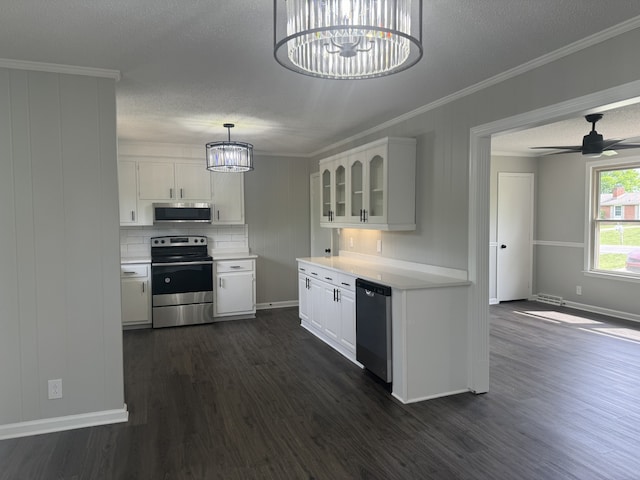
top-left (583, 270), bottom-right (640, 284)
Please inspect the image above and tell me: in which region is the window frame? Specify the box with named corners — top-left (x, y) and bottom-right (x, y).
top-left (586, 158), bottom-right (640, 281)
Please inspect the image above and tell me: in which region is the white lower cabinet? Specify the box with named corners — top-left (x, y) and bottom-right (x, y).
top-left (298, 262), bottom-right (357, 362)
top-left (121, 263), bottom-right (151, 327)
top-left (298, 272), bottom-right (311, 323)
top-left (337, 278), bottom-right (356, 352)
top-left (214, 258), bottom-right (256, 318)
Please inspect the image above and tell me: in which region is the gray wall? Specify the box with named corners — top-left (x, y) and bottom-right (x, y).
top-left (245, 154), bottom-right (311, 305)
top-left (535, 150), bottom-right (640, 314)
top-left (0, 68), bottom-right (124, 426)
top-left (311, 27), bottom-right (640, 320)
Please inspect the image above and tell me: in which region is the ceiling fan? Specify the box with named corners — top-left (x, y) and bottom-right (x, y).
top-left (531, 113), bottom-right (640, 157)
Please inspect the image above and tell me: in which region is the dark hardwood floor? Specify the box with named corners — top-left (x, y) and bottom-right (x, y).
top-left (2, 301), bottom-right (640, 479)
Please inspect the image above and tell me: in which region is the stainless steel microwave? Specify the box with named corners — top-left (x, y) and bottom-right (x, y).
top-left (153, 203), bottom-right (212, 223)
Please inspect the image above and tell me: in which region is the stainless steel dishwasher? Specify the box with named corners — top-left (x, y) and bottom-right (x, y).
top-left (355, 279), bottom-right (392, 383)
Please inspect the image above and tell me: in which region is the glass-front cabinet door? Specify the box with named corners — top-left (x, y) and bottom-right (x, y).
top-left (321, 166), bottom-right (333, 223)
top-left (333, 163), bottom-right (346, 222)
top-left (364, 145), bottom-right (387, 224)
top-left (349, 153), bottom-right (364, 223)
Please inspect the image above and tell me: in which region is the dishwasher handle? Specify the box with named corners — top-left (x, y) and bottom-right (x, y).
top-left (355, 278), bottom-right (391, 296)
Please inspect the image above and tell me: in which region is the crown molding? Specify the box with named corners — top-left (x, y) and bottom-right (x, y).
top-left (310, 15), bottom-right (640, 158)
top-left (0, 58), bottom-right (121, 81)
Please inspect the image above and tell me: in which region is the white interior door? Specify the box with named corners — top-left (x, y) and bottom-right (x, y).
top-left (497, 172), bottom-right (534, 302)
top-left (310, 173), bottom-right (333, 257)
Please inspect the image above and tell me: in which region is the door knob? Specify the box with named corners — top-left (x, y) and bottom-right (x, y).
top-left (500, 244), bottom-right (507, 249)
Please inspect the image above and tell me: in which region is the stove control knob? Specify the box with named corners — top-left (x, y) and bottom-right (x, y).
top-left (161, 239), bottom-right (165, 244)
top-left (164, 277), bottom-right (171, 284)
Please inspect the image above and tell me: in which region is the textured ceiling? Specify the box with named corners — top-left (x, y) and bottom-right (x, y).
top-left (2, 1), bottom-right (640, 156)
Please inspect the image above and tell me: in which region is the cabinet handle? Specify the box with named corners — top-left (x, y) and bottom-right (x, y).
top-left (219, 278), bottom-right (223, 288)
top-left (325, 276), bottom-right (333, 281)
top-left (360, 209), bottom-right (363, 222)
top-left (230, 265), bottom-right (242, 269)
top-left (306, 278), bottom-right (310, 289)
top-left (170, 188), bottom-right (173, 198)
top-left (142, 282), bottom-right (145, 293)
top-left (341, 282), bottom-right (350, 286)
top-left (311, 272), bottom-right (318, 276)
top-left (180, 188), bottom-right (184, 198)
top-left (300, 268), bottom-right (306, 272)
top-left (123, 271), bottom-right (136, 275)
top-left (217, 209), bottom-right (220, 221)
top-left (336, 289), bottom-right (340, 302)
top-left (363, 209), bottom-right (368, 222)
top-left (131, 211), bottom-right (135, 221)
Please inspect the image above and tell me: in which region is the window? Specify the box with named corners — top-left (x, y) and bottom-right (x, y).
top-left (613, 205), bottom-right (623, 219)
top-left (590, 162), bottom-right (640, 277)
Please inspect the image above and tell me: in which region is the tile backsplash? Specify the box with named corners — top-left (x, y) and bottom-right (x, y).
top-left (120, 224), bottom-right (248, 258)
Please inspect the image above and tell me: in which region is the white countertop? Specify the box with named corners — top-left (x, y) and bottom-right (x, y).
top-left (297, 256), bottom-right (471, 290)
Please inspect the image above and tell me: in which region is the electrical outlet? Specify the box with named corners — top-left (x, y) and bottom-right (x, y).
top-left (576, 286), bottom-right (582, 295)
top-left (376, 239), bottom-right (382, 253)
top-left (48, 379), bottom-right (62, 399)
top-left (349, 237), bottom-right (354, 248)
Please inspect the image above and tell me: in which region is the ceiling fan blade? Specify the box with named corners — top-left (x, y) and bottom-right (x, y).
top-left (606, 143), bottom-right (640, 150)
top-left (530, 146), bottom-right (582, 151)
top-left (602, 138), bottom-right (625, 149)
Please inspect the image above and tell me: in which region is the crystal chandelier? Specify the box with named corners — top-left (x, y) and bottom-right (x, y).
top-left (206, 124), bottom-right (254, 173)
top-left (273, 0), bottom-right (423, 80)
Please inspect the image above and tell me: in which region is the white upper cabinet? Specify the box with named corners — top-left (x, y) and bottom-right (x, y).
top-left (320, 137), bottom-right (416, 230)
top-left (320, 164), bottom-right (333, 223)
top-left (320, 156), bottom-right (348, 225)
top-left (174, 163), bottom-right (213, 200)
top-left (211, 172), bottom-right (244, 224)
top-left (138, 162), bottom-right (211, 201)
top-left (118, 161), bottom-right (138, 224)
top-left (138, 162), bottom-right (175, 200)
top-left (117, 143), bottom-right (246, 226)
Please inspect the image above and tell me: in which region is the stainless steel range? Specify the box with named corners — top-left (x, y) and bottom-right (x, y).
top-left (151, 235), bottom-right (213, 328)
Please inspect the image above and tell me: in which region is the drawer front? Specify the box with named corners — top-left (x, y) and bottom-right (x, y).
top-left (216, 259), bottom-right (254, 273)
top-left (298, 262), bottom-right (341, 285)
top-left (121, 264), bottom-right (149, 278)
top-left (337, 273), bottom-right (356, 291)
top-left (307, 266), bottom-right (335, 283)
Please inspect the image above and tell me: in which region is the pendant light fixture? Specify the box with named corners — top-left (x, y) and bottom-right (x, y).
top-left (206, 123), bottom-right (254, 172)
top-left (273, 0), bottom-right (423, 80)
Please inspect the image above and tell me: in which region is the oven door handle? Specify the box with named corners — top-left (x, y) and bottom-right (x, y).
top-left (152, 261), bottom-right (213, 267)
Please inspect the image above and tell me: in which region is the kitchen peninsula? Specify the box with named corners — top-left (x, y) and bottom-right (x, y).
top-left (298, 253), bottom-right (471, 404)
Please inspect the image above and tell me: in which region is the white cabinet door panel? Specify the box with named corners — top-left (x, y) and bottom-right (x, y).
top-left (211, 172), bottom-right (244, 224)
top-left (118, 161), bottom-right (138, 224)
top-left (175, 163), bottom-right (211, 200)
top-left (138, 163), bottom-right (175, 200)
top-left (215, 273), bottom-right (255, 316)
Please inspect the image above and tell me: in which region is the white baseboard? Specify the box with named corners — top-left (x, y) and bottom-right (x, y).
top-left (489, 297), bottom-right (499, 305)
top-left (256, 300), bottom-right (298, 310)
top-left (0, 405), bottom-right (128, 440)
top-left (392, 388), bottom-right (470, 404)
top-left (562, 300), bottom-right (640, 324)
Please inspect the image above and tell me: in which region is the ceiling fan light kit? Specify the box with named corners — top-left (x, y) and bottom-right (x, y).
top-left (206, 124), bottom-right (254, 173)
top-left (531, 113), bottom-right (640, 158)
top-left (273, 0), bottom-right (424, 80)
